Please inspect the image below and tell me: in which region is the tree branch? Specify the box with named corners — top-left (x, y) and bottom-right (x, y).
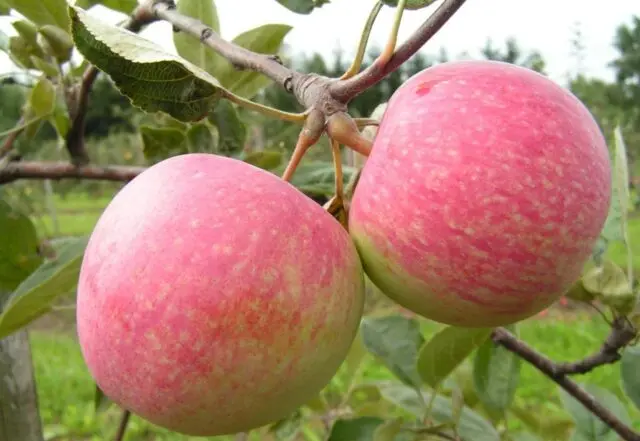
top-left (554, 316), bottom-right (637, 375)
top-left (0, 161), bottom-right (144, 184)
top-left (65, 7), bottom-right (158, 166)
top-left (492, 327), bottom-right (640, 441)
top-left (329, 0), bottom-right (468, 102)
top-left (150, 1), bottom-right (299, 92)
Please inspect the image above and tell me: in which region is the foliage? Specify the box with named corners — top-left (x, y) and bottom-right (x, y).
top-left (0, 1), bottom-right (639, 441)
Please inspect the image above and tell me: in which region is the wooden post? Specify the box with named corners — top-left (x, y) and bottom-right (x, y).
top-left (0, 327), bottom-right (44, 441)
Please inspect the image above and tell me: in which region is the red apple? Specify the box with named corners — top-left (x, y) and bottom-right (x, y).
top-left (76, 154), bottom-right (365, 436)
top-left (349, 60), bottom-right (611, 328)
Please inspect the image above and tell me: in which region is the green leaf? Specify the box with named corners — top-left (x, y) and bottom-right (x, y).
top-left (0, 2), bottom-right (9, 15)
top-left (140, 125), bottom-right (189, 164)
top-left (417, 326), bottom-right (492, 388)
top-left (0, 29), bottom-right (9, 52)
top-left (328, 417), bottom-right (410, 441)
top-left (373, 418), bottom-right (404, 441)
top-left (12, 20), bottom-right (39, 48)
top-left (511, 432), bottom-right (543, 441)
top-left (509, 405), bottom-right (574, 440)
top-left (9, 36), bottom-right (38, 69)
top-left (379, 383), bottom-right (500, 441)
top-left (269, 410), bottom-right (303, 441)
top-left (69, 6), bottom-right (224, 122)
top-left (600, 126), bottom-right (631, 250)
top-left (29, 76), bottom-right (56, 117)
top-left (360, 315), bottom-right (425, 389)
top-left (216, 24), bottom-right (292, 98)
top-left (173, 0), bottom-right (221, 77)
top-left (381, 0), bottom-right (438, 10)
top-left (94, 384), bottom-right (112, 413)
top-left (186, 123), bottom-right (215, 153)
top-left (20, 105), bottom-right (45, 140)
top-left (0, 199), bottom-right (43, 292)
top-left (3, 0), bottom-right (70, 29)
top-left (560, 383), bottom-right (631, 441)
top-left (473, 324), bottom-right (521, 413)
top-left (273, 0), bottom-right (330, 14)
top-left (621, 345), bottom-right (640, 411)
top-left (269, 409), bottom-right (303, 441)
top-left (49, 86), bottom-right (71, 139)
top-left (0, 236), bottom-right (88, 339)
top-left (451, 386), bottom-right (465, 427)
top-left (31, 56), bottom-right (60, 77)
top-left (582, 260), bottom-right (636, 315)
top-left (241, 150), bottom-right (283, 170)
top-left (208, 99), bottom-right (247, 154)
top-left (75, 0), bottom-right (138, 14)
top-left (38, 25), bottom-right (74, 62)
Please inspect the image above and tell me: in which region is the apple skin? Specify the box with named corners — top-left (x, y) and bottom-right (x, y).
top-left (349, 60), bottom-right (611, 328)
top-left (76, 153), bottom-right (365, 436)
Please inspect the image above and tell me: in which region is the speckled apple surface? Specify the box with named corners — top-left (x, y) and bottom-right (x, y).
top-left (349, 60), bottom-right (611, 328)
top-left (76, 154), bottom-right (365, 436)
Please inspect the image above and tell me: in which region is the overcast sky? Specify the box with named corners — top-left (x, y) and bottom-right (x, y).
top-left (1, 0), bottom-right (639, 86)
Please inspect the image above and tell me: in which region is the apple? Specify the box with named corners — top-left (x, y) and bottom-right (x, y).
top-left (76, 153), bottom-right (365, 436)
top-left (348, 60), bottom-right (611, 328)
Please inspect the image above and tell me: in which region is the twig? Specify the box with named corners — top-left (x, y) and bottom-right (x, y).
top-left (151, 1), bottom-right (297, 91)
top-left (114, 410), bottom-right (131, 441)
top-left (65, 7), bottom-right (157, 166)
top-left (554, 316), bottom-right (637, 375)
top-left (492, 327), bottom-right (640, 441)
top-left (0, 161), bottom-right (144, 184)
top-left (330, 0), bottom-right (468, 102)
top-left (0, 118), bottom-right (25, 159)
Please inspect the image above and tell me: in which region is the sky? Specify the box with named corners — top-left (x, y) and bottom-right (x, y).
top-left (1, 0), bottom-right (639, 86)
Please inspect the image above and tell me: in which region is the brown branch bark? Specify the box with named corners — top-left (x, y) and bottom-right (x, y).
top-left (492, 327), bottom-right (640, 441)
top-left (554, 316), bottom-right (637, 375)
top-left (0, 161), bottom-right (144, 184)
top-left (330, 0), bottom-right (468, 102)
top-left (151, 1), bottom-right (299, 92)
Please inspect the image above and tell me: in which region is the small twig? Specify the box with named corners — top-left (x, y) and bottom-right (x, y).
top-left (0, 118), bottom-right (26, 159)
top-left (0, 161), bottom-right (144, 184)
top-left (114, 410), bottom-right (131, 441)
top-left (330, 0), bottom-right (468, 102)
top-left (492, 327), bottom-right (640, 441)
top-left (554, 316), bottom-right (637, 375)
top-left (340, 1), bottom-right (384, 80)
top-left (151, 1), bottom-right (297, 91)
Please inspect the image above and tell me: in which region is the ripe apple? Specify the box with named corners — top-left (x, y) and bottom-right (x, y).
top-left (76, 153), bottom-right (365, 436)
top-left (349, 60), bottom-right (611, 328)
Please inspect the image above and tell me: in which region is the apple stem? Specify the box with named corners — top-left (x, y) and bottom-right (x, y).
top-left (340, 1), bottom-right (384, 80)
top-left (281, 109), bottom-right (326, 182)
top-left (354, 118), bottom-right (380, 130)
top-left (326, 112), bottom-right (373, 158)
top-left (221, 90), bottom-right (308, 123)
top-left (331, 138), bottom-right (345, 199)
top-left (377, 0), bottom-right (408, 68)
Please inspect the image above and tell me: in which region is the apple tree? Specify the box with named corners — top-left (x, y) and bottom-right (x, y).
top-left (1, 1), bottom-right (640, 441)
